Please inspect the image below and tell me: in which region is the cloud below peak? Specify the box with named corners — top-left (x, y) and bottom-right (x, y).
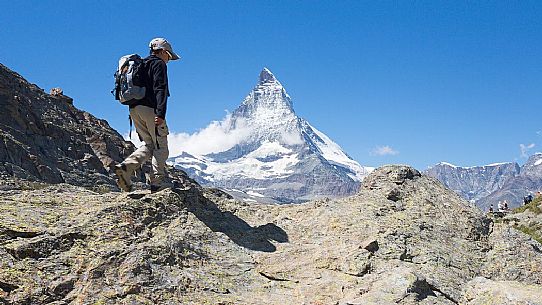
top-left (124, 114), bottom-right (252, 157)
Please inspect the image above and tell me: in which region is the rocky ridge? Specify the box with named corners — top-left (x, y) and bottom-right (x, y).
top-left (1, 165), bottom-right (541, 304)
top-left (0, 63), bottom-right (133, 190)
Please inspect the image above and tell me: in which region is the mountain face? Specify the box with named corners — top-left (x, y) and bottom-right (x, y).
top-left (170, 68), bottom-right (372, 203)
top-left (476, 153), bottom-right (542, 211)
top-left (426, 155), bottom-right (542, 210)
top-left (424, 162), bottom-right (520, 203)
top-left (2, 165), bottom-right (541, 304)
top-left (0, 63), bottom-right (133, 189)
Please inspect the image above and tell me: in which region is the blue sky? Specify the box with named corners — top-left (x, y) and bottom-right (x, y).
top-left (1, 1), bottom-right (541, 169)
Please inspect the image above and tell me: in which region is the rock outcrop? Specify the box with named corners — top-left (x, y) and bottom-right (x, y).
top-left (462, 277), bottom-right (542, 305)
top-left (1, 165), bottom-right (541, 304)
top-left (0, 63), bottom-right (133, 190)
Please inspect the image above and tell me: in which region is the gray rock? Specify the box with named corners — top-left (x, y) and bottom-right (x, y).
top-left (462, 277), bottom-right (542, 305)
top-left (1, 163), bottom-right (541, 304)
top-left (0, 63), bottom-right (134, 190)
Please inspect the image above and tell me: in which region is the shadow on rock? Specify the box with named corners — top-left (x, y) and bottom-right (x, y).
top-left (186, 194), bottom-right (288, 252)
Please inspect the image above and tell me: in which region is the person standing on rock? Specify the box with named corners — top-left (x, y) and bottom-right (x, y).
top-left (115, 38), bottom-right (180, 192)
top-left (497, 201), bottom-right (504, 213)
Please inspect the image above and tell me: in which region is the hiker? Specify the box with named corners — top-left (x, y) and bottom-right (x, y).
top-left (503, 200), bottom-right (509, 211)
top-left (489, 204), bottom-right (494, 213)
top-left (497, 201), bottom-right (505, 213)
top-left (114, 37), bottom-right (180, 192)
top-left (524, 193), bottom-right (533, 205)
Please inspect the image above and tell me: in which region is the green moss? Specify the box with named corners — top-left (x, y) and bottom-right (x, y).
top-left (19, 181), bottom-right (50, 190)
top-left (514, 224), bottom-right (542, 244)
top-left (91, 185), bottom-right (114, 194)
top-left (513, 196), bottom-right (542, 215)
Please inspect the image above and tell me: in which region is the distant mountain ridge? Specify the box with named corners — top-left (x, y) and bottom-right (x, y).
top-left (426, 154), bottom-right (542, 210)
top-left (476, 153), bottom-right (542, 210)
top-left (170, 68), bottom-right (372, 203)
top-left (425, 161), bottom-right (520, 203)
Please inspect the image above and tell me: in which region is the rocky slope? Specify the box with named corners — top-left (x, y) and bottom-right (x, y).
top-left (0, 63), bottom-right (133, 189)
top-left (170, 68), bottom-right (372, 203)
top-left (1, 165), bottom-right (541, 305)
top-left (500, 195), bottom-right (542, 245)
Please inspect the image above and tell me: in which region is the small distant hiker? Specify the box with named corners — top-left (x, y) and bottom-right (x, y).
top-left (497, 201), bottom-right (505, 213)
top-left (114, 37), bottom-right (180, 192)
top-left (524, 193), bottom-right (533, 205)
top-left (489, 204), bottom-right (494, 213)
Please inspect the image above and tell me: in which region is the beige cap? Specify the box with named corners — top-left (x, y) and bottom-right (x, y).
top-left (149, 37), bottom-right (180, 60)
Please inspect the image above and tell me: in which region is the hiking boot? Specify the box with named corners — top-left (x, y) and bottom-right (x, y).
top-left (114, 163), bottom-right (133, 192)
top-left (150, 180), bottom-right (180, 193)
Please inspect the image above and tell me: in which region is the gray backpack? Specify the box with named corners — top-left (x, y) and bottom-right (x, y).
top-left (113, 54), bottom-right (146, 105)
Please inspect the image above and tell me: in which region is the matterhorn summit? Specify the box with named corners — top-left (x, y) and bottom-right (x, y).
top-left (225, 67), bottom-right (300, 147)
top-left (170, 68), bottom-right (372, 203)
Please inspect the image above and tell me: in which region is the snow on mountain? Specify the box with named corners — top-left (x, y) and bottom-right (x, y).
top-left (169, 68), bottom-right (371, 203)
top-left (429, 154), bottom-right (542, 210)
top-left (433, 161), bottom-right (512, 170)
top-left (476, 153), bottom-right (542, 210)
top-left (425, 161), bottom-right (520, 204)
top-left (304, 122), bottom-right (370, 180)
top-left (204, 141), bottom-right (300, 181)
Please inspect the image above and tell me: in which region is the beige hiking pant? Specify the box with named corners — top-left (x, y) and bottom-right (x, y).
top-left (122, 105), bottom-right (169, 185)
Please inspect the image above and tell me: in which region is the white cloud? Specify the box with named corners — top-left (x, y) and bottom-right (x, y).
top-left (280, 130), bottom-right (304, 146)
top-left (370, 145), bottom-right (399, 156)
top-left (520, 143), bottom-right (535, 158)
top-left (123, 114), bottom-right (252, 158)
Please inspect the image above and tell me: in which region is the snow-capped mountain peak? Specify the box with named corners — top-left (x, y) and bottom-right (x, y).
top-left (170, 68), bottom-right (371, 203)
top-left (240, 68), bottom-right (292, 111)
top-left (259, 67), bottom-right (279, 84)
top-left (432, 161), bottom-right (514, 170)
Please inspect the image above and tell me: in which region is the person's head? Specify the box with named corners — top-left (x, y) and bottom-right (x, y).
top-left (149, 37), bottom-right (180, 64)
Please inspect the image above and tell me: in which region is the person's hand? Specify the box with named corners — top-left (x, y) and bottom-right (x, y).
top-left (155, 117), bottom-right (164, 126)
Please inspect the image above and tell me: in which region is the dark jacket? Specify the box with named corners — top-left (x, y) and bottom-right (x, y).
top-left (130, 55), bottom-right (170, 119)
